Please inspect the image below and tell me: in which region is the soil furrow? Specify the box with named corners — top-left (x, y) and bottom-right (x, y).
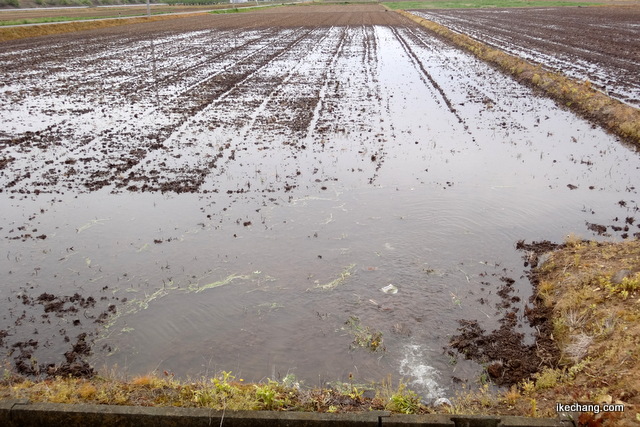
top-left (412, 7), bottom-right (640, 107)
top-left (388, 25), bottom-right (465, 126)
top-left (303, 26), bottom-right (349, 145)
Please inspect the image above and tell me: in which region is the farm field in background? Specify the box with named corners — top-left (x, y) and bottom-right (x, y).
top-left (411, 5), bottom-right (640, 108)
top-left (0, 3), bottom-right (272, 25)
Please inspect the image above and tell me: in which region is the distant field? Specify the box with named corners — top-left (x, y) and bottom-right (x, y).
top-left (0, 3), bottom-right (269, 25)
top-left (409, 5), bottom-right (640, 107)
top-left (382, 0), bottom-right (600, 9)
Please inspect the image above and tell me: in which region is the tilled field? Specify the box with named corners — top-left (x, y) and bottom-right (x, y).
top-left (0, 6), bottom-right (423, 195)
top-left (412, 6), bottom-right (640, 108)
top-left (1, 4), bottom-right (638, 394)
top-left (0, 4), bottom-right (248, 22)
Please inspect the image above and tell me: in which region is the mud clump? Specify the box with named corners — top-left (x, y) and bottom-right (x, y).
top-left (12, 340), bottom-right (40, 376)
top-left (3, 290), bottom-right (122, 379)
top-left (449, 317), bottom-right (535, 386)
top-left (49, 333), bottom-right (95, 378)
top-left (448, 240), bottom-right (562, 386)
top-left (515, 239), bottom-right (560, 268)
top-left (11, 333), bottom-right (94, 378)
top-left (586, 221), bottom-right (608, 236)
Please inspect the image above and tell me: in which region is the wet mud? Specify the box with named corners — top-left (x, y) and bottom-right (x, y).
top-left (2, 288), bottom-right (123, 377)
top-left (448, 241), bottom-right (562, 386)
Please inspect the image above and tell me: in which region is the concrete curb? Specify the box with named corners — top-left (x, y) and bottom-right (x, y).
top-left (0, 399), bottom-right (567, 426)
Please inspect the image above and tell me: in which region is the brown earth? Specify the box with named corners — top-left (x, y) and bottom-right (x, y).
top-left (0, 3), bottom-right (407, 24)
top-left (411, 5), bottom-right (640, 108)
top-left (217, 4), bottom-right (414, 26)
top-left (0, 5), bottom-right (222, 21)
top-left (448, 241), bottom-right (562, 387)
top-left (0, 3), bottom-right (280, 21)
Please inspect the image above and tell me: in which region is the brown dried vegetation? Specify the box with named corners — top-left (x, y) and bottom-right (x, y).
top-left (452, 239), bottom-right (640, 425)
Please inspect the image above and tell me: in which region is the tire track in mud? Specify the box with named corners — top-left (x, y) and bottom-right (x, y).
top-left (239, 28), bottom-right (339, 143)
top-left (113, 30), bottom-right (270, 97)
top-left (399, 23), bottom-right (512, 131)
top-left (176, 26), bottom-right (356, 195)
top-left (388, 26), bottom-right (466, 129)
top-left (294, 24), bottom-right (389, 186)
top-left (0, 31), bottom-right (179, 87)
top-left (362, 25), bottom-right (390, 185)
top-left (400, 23), bottom-right (530, 140)
top-left (155, 27), bottom-right (316, 139)
top-left (92, 32), bottom-right (224, 93)
top-left (198, 26), bottom-right (359, 200)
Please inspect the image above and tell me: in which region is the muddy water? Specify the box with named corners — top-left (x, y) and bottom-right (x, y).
top-left (1, 22), bottom-right (639, 399)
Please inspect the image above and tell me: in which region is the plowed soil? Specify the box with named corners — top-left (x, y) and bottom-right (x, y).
top-left (412, 6), bottom-right (640, 108)
top-left (0, 5), bottom-right (415, 195)
top-left (0, 4), bottom-right (250, 22)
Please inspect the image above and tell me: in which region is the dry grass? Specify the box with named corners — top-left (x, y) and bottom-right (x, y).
top-left (529, 240), bottom-right (640, 425)
top-left (0, 370), bottom-right (435, 414)
top-left (396, 10), bottom-right (640, 146)
top-left (428, 240), bottom-right (640, 425)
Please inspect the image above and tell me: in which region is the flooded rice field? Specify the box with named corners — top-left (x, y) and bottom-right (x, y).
top-left (1, 5), bottom-right (639, 399)
top-left (412, 6), bottom-right (640, 108)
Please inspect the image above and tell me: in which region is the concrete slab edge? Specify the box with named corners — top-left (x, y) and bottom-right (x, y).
top-left (0, 399), bottom-right (567, 426)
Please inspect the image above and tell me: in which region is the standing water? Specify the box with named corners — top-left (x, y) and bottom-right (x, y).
top-left (1, 20), bottom-right (638, 400)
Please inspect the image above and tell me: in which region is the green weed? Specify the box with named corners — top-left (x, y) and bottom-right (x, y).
top-left (385, 382), bottom-right (421, 414)
top-left (344, 316), bottom-right (384, 352)
top-left (255, 381), bottom-right (285, 410)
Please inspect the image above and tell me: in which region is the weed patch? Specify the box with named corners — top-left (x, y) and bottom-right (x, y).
top-left (344, 316), bottom-right (385, 352)
top-left (0, 370), bottom-right (432, 414)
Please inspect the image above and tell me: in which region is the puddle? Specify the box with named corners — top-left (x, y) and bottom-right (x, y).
top-left (1, 20), bottom-right (639, 399)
